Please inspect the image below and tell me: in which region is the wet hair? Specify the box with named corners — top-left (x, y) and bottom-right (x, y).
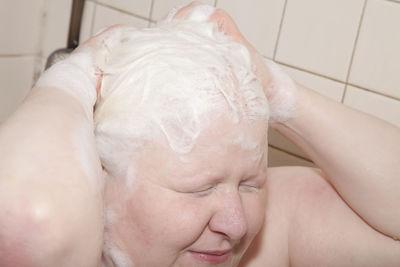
top-left (94, 20), bottom-right (269, 178)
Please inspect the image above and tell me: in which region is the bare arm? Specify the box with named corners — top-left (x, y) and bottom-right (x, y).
top-left (187, 0), bottom-right (400, 240)
top-left (0, 86), bottom-right (103, 266)
top-left (0, 27), bottom-right (120, 266)
top-left (273, 84), bottom-right (400, 240)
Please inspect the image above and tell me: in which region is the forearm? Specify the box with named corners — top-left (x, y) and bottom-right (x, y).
top-left (0, 86), bottom-right (103, 266)
top-left (272, 84), bottom-right (400, 239)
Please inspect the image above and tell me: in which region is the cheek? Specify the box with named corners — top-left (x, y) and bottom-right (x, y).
top-left (243, 193), bottom-right (267, 236)
top-left (122, 184), bottom-right (212, 250)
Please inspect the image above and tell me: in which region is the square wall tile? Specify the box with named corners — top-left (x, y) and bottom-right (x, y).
top-left (0, 57), bottom-right (35, 122)
top-left (0, 0), bottom-right (44, 54)
top-left (268, 127), bottom-right (309, 159)
top-left (278, 63), bottom-right (345, 101)
top-left (97, 0), bottom-right (152, 18)
top-left (80, 1), bottom-right (96, 42)
top-left (41, 0), bottom-right (72, 60)
top-left (217, 0), bottom-right (286, 58)
top-left (268, 147), bottom-right (314, 167)
top-left (151, 0), bottom-right (215, 22)
top-left (92, 4), bottom-right (149, 34)
top-left (349, 0), bottom-right (400, 99)
top-left (344, 86), bottom-right (400, 128)
top-left (275, 0), bottom-right (364, 81)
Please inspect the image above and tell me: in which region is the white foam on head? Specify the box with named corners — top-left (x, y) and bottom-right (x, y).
top-left (94, 20), bottom-right (269, 178)
top-left (231, 131), bottom-right (267, 163)
top-left (263, 59), bottom-right (297, 124)
top-left (186, 5), bottom-right (216, 22)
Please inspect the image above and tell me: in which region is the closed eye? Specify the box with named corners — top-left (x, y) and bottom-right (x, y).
top-left (192, 186), bottom-right (216, 197)
top-left (239, 183), bottom-right (261, 193)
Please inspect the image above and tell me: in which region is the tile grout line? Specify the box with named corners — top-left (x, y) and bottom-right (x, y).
top-left (347, 83), bottom-right (400, 102)
top-left (95, 2), bottom-right (153, 23)
top-left (274, 59), bottom-right (346, 84)
top-left (268, 144), bottom-right (313, 163)
top-left (342, 0), bottom-right (368, 103)
top-left (0, 54), bottom-right (38, 58)
top-left (33, 0), bottom-right (48, 83)
top-left (90, 1), bottom-right (98, 36)
top-left (148, 0), bottom-right (155, 26)
top-left (274, 59), bottom-right (400, 102)
top-left (272, 0), bottom-right (288, 61)
top-left (385, 0), bottom-right (400, 4)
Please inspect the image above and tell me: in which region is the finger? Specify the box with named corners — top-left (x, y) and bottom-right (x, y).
top-left (161, 1), bottom-right (214, 23)
top-left (74, 24), bottom-right (124, 54)
top-left (173, 1), bottom-right (204, 19)
top-left (96, 71), bottom-right (103, 95)
top-left (208, 9), bottom-right (243, 42)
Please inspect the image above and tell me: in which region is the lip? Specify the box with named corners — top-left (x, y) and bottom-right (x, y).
top-left (189, 249), bottom-right (231, 264)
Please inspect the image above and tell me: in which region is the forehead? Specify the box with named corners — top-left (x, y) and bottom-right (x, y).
top-left (133, 115), bottom-right (268, 180)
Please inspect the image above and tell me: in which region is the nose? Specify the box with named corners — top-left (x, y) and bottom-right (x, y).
top-left (208, 191), bottom-right (248, 241)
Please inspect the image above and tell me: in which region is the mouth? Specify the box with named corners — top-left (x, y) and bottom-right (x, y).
top-left (189, 249), bottom-right (231, 264)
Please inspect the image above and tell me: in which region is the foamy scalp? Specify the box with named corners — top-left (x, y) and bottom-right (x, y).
top-left (94, 20), bottom-right (269, 177)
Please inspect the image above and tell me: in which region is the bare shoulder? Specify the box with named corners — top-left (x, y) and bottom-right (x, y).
top-left (241, 166), bottom-right (400, 267)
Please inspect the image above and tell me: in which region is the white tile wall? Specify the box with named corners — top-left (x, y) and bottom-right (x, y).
top-left (217, 0), bottom-right (286, 58)
top-left (349, 0), bottom-right (400, 99)
top-left (0, 57), bottom-right (35, 122)
top-left (92, 4), bottom-right (150, 34)
top-left (344, 86), bottom-right (400, 128)
top-left (80, 1), bottom-right (96, 42)
top-left (275, 0), bottom-right (365, 81)
top-left (0, 0), bottom-right (44, 55)
top-left (268, 128), bottom-right (309, 159)
top-left (97, 0), bottom-right (152, 18)
top-left (41, 0), bottom-right (72, 60)
top-left (268, 147), bottom-right (314, 167)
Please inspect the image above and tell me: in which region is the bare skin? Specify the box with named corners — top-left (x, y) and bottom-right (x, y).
top-left (195, 4), bottom-right (400, 266)
top-left (0, 27), bottom-right (120, 267)
top-left (0, 2), bottom-right (399, 266)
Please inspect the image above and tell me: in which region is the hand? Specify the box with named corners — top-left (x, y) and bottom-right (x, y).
top-left (35, 25), bottom-right (123, 118)
top-left (73, 24), bottom-right (123, 95)
top-left (166, 2), bottom-right (273, 97)
top-left (165, 2), bottom-right (296, 123)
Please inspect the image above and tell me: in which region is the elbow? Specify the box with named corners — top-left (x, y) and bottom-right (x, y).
top-left (0, 199), bottom-right (102, 267)
top-left (0, 200), bottom-right (67, 266)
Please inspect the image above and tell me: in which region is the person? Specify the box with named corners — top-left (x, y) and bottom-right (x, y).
top-left (0, 2), bottom-right (399, 267)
